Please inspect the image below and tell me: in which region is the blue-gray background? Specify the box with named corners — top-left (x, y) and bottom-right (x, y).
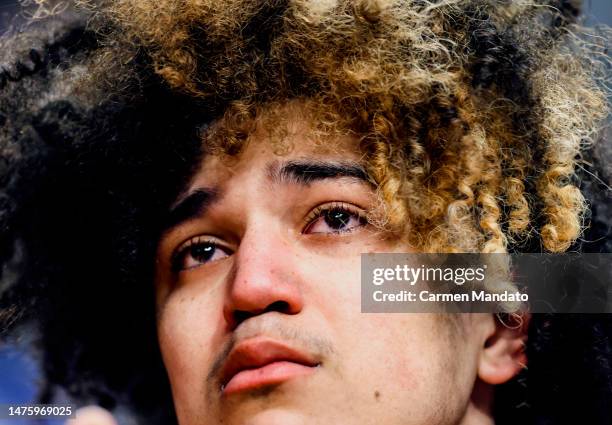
top-left (0, 0), bottom-right (610, 424)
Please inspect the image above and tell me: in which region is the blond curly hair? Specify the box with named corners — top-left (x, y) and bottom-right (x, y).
top-left (87, 0), bottom-right (610, 253)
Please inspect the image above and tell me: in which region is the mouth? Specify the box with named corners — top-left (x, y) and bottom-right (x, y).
top-left (220, 337), bottom-right (320, 396)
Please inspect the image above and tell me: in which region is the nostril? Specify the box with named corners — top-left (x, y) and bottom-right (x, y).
top-left (264, 300), bottom-right (291, 314)
top-left (233, 310), bottom-right (254, 327)
top-left (231, 301), bottom-right (292, 327)
top-left (232, 301), bottom-right (291, 327)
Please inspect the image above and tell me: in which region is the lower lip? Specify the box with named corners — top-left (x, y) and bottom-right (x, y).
top-left (222, 361), bottom-right (317, 396)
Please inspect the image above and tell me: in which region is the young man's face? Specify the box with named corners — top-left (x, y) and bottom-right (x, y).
top-left (154, 106), bottom-right (515, 425)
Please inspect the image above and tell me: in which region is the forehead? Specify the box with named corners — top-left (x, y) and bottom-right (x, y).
top-left (192, 102), bottom-right (364, 187)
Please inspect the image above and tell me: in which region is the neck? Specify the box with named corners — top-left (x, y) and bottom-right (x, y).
top-left (459, 379), bottom-right (495, 425)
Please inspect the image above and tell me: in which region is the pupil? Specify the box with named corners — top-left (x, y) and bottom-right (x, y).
top-left (191, 243), bottom-right (214, 262)
top-left (324, 209), bottom-right (350, 229)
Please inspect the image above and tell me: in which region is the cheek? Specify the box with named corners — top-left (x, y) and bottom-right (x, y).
top-left (344, 316), bottom-right (471, 423)
top-left (305, 252), bottom-right (361, 309)
top-left (157, 288), bottom-right (222, 404)
top-left (350, 317), bottom-right (442, 388)
top-left (306, 252), bottom-right (469, 411)
top-left (302, 255), bottom-right (420, 384)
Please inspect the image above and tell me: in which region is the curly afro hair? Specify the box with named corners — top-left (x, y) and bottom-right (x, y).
top-left (0, 0), bottom-right (611, 424)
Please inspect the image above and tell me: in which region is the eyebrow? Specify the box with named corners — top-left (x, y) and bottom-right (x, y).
top-left (269, 160), bottom-right (370, 185)
top-left (161, 159), bottom-right (370, 234)
top-left (162, 188), bottom-right (218, 234)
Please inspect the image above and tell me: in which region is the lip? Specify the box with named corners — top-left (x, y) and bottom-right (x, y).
top-left (220, 338), bottom-right (320, 396)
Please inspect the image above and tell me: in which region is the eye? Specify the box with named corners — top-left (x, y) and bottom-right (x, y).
top-left (303, 202), bottom-right (367, 234)
top-left (172, 236), bottom-right (231, 271)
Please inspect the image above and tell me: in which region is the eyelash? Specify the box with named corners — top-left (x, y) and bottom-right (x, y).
top-left (171, 202), bottom-right (368, 272)
top-left (171, 235), bottom-right (228, 272)
top-left (302, 201), bottom-right (367, 234)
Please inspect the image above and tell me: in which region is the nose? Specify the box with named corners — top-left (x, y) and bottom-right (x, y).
top-left (223, 225), bottom-right (304, 330)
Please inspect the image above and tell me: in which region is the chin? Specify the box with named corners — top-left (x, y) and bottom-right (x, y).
top-left (225, 409), bottom-right (311, 425)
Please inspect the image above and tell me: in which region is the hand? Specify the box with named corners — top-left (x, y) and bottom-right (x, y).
top-left (65, 406), bottom-right (117, 425)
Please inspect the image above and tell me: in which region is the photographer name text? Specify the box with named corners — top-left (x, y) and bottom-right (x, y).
top-left (372, 290), bottom-right (528, 303)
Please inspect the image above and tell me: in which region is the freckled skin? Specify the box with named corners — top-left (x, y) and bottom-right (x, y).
top-left (154, 106), bottom-right (503, 425)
